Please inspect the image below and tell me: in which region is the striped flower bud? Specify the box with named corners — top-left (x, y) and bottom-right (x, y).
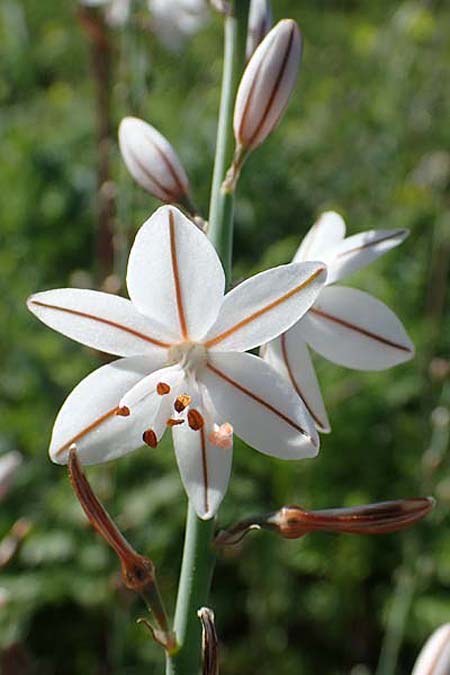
top-left (412, 624), bottom-right (450, 675)
top-left (246, 0), bottom-right (272, 60)
top-left (118, 116), bottom-right (192, 209)
top-left (234, 18), bottom-right (302, 152)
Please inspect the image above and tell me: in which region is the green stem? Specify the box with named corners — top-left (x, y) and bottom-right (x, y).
top-left (166, 506), bottom-right (216, 674)
top-left (208, 0), bottom-right (250, 284)
top-left (165, 4), bottom-right (249, 674)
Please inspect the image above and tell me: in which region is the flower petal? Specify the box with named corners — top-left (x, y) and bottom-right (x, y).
top-left (27, 288), bottom-right (172, 357)
top-left (298, 286), bottom-right (414, 370)
top-left (127, 206), bottom-right (225, 341)
top-left (50, 356), bottom-right (165, 465)
top-left (201, 352), bottom-right (319, 459)
top-left (325, 228), bottom-right (409, 285)
top-left (263, 331), bottom-right (330, 433)
top-left (172, 386), bottom-right (233, 520)
top-left (203, 262), bottom-right (326, 353)
top-left (293, 211), bottom-right (346, 263)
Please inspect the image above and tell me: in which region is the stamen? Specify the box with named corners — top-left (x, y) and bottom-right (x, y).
top-left (116, 406), bottom-right (130, 417)
top-left (156, 382), bottom-right (171, 396)
top-left (187, 409), bottom-right (205, 431)
top-left (143, 429), bottom-right (158, 448)
top-left (209, 423), bottom-right (233, 449)
top-left (174, 394), bottom-right (192, 413)
top-left (166, 418), bottom-right (185, 427)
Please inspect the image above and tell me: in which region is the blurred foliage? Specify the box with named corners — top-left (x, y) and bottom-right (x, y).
top-left (0, 0), bottom-right (449, 673)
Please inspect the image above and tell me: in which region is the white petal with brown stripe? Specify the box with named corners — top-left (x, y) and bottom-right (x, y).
top-left (298, 286), bottom-right (414, 370)
top-left (29, 205), bottom-right (328, 518)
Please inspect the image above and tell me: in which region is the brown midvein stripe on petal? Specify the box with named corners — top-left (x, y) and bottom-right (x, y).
top-left (280, 334), bottom-right (327, 431)
top-left (55, 406), bottom-right (121, 457)
top-left (152, 143), bottom-right (186, 199)
top-left (310, 307), bottom-right (412, 353)
top-left (132, 151), bottom-right (179, 202)
top-left (335, 230), bottom-right (407, 259)
top-left (204, 267), bottom-right (325, 349)
top-left (30, 300), bottom-right (171, 348)
top-left (245, 24), bottom-right (295, 149)
top-left (168, 210), bottom-right (188, 339)
top-left (200, 427), bottom-right (209, 515)
top-left (206, 362), bottom-right (313, 442)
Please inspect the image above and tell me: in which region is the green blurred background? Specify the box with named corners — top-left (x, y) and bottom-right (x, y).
top-left (0, 0), bottom-right (449, 673)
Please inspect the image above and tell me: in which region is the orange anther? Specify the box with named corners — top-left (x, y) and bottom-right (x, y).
top-left (116, 406), bottom-right (130, 417)
top-left (174, 394), bottom-right (192, 413)
top-left (166, 418), bottom-right (185, 427)
top-left (143, 429), bottom-right (158, 448)
top-left (187, 409), bottom-right (205, 431)
top-left (156, 382), bottom-right (171, 395)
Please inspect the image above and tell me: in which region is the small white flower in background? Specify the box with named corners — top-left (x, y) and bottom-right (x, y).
top-left (79, 0), bottom-right (131, 27)
top-left (234, 19), bottom-right (302, 152)
top-left (263, 212), bottom-right (414, 433)
top-left (28, 206), bottom-right (327, 519)
top-left (412, 624), bottom-right (450, 675)
top-left (119, 117), bottom-right (193, 209)
top-left (246, 0), bottom-right (272, 60)
top-left (148, 0), bottom-right (209, 52)
top-left (0, 451), bottom-right (22, 501)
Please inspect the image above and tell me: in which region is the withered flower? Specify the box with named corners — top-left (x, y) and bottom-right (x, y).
top-left (215, 497), bottom-right (435, 547)
top-left (68, 446), bottom-right (176, 652)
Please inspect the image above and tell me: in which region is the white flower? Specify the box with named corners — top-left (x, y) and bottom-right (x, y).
top-left (28, 206), bottom-right (327, 519)
top-left (148, 0), bottom-right (208, 52)
top-left (118, 116), bottom-right (192, 207)
top-left (79, 0), bottom-right (131, 27)
top-left (263, 212), bottom-right (414, 433)
top-left (412, 624), bottom-right (450, 675)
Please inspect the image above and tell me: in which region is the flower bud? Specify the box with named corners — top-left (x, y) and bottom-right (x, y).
top-left (412, 624), bottom-right (450, 675)
top-left (118, 116), bottom-right (192, 208)
top-left (234, 19), bottom-right (302, 152)
top-left (246, 0), bottom-right (272, 60)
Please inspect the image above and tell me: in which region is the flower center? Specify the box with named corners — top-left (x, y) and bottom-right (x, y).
top-left (168, 341), bottom-right (207, 375)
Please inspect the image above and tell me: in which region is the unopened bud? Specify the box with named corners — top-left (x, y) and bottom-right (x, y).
top-left (234, 19), bottom-right (302, 152)
top-left (412, 624), bottom-right (450, 675)
top-left (119, 116), bottom-right (193, 210)
top-left (246, 0), bottom-right (272, 60)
